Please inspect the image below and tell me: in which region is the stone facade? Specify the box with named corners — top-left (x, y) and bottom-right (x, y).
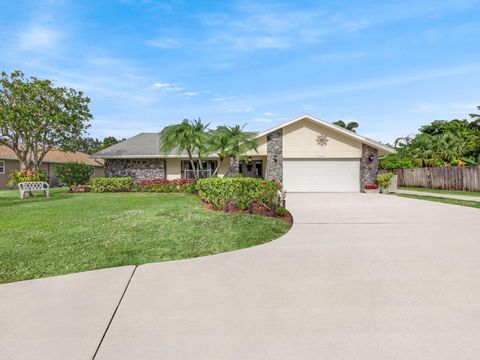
top-left (360, 144), bottom-right (379, 191)
top-left (266, 128), bottom-right (283, 183)
top-left (105, 158), bottom-right (166, 182)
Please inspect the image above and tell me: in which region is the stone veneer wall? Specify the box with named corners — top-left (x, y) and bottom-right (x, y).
top-left (360, 144), bottom-right (379, 191)
top-left (105, 158), bottom-right (166, 182)
top-left (266, 128), bottom-right (283, 183)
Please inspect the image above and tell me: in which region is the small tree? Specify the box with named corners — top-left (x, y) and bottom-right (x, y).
top-left (333, 120), bottom-right (359, 132)
top-left (0, 70), bottom-right (92, 171)
top-left (159, 118), bottom-right (209, 179)
top-left (55, 162), bottom-right (92, 187)
top-left (209, 125), bottom-right (258, 176)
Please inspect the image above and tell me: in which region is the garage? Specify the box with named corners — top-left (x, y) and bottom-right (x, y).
top-left (283, 159), bottom-right (360, 192)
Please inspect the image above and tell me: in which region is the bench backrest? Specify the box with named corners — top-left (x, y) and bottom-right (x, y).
top-left (18, 182), bottom-right (49, 191)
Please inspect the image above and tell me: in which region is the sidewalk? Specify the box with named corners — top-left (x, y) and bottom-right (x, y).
top-left (397, 189), bottom-right (480, 202)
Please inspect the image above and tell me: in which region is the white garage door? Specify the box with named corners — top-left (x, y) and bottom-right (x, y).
top-left (283, 159), bottom-right (360, 192)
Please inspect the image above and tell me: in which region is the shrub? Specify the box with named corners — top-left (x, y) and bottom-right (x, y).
top-left (7, 169), bottom-right (47, 188)
top-left (376, 173), bottom-right (394, 189)
top-left (135, 179), bottom-right (197, 193)
top-left (55, 162), bottom-right (92, 187)
top-left (364, 184), bottom-right (379, 189)
top-left (196, 177), bottom-right (281, 210)
top-left (276, 206), bottom-right (288, 216)
top-left (90, 177), bottom-right (133, 192)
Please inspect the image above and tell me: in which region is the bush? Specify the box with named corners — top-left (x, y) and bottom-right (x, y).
top-left (7, 169), bottom-right (47, 188)
top-left (276, 206), bottom-right (288, 216)
top-left (376, 173), bottom-right (394, 189)
top-left (55, 162), bottom-right (92, 187)
top-left (135, 178), bottom-right (197, 193)
top-left (380, 155), bottom-right (415, 170)
top-left (196, 177), bottom-right (281, 210)
top-left (90, 177), bottom-right (133, 192)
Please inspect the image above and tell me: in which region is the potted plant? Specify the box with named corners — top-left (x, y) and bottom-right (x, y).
top-left (363, 184), bottom-right (380, 193)
top-left (376, 173), bottom-right (394, 194)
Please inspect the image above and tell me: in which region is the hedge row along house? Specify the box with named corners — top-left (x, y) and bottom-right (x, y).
top-left (0, 145), bottom-right (105, 189)
top-left (94, 115), bottom-right (394, 192)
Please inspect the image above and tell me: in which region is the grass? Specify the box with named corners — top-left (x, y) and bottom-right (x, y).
top-left (400, 186), bottom-right (480, 197)
top-left (397, 194), bottom-right (480, 209)
top-left (0, 188), bottom-right (291, 283)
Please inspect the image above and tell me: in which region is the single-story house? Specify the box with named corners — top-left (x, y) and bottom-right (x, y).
top-left (93, 114), bottom-right (394, 192)
top-left (0, 145), bottom-right (105, 189)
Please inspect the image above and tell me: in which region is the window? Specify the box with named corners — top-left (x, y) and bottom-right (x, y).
top-left (182, 160), bottom-right (217, 179)
top-left (0, 160), bottom-right (5, 174)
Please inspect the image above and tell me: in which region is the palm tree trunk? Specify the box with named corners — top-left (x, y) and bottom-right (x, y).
top-left (212, 156), bottom-right (224, 177)
top-left (187, 148), bottom-right (197, 179)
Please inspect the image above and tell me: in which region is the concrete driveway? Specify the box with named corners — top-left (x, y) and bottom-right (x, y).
top-left (2, 194), bottom-right (480, 359)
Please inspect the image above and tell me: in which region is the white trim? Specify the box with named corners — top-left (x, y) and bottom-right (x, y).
top-left (255, 114), bottom-right (395, 154)
top-left (0, 160), bottom-right (4, 174)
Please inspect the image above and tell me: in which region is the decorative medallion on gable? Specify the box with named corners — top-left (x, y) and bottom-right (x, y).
top-left (316, 134), bottom-right (328, 146)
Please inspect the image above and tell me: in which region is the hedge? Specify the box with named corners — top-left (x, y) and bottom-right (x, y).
top-left (90, 177), bottom-right (133, 192)
top-left (135, 179), bottom-right (196, 193)
top-left (196, 177), bottom-right (281, 210)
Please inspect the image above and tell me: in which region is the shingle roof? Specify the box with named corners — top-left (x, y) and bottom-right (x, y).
top-left (93, 133), bottom-right (188, 158)
top-left (0, 145), bottom-right (104, 166)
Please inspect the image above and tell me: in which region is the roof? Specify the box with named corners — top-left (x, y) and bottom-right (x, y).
top-left (93, 114), bottom-right (395, 158)
top-left (93, 133), bottom-right (185, 158)
top-left (255, 114), bottom-right (395, 154)
top-left (0, 145), bottom-right (104, 166)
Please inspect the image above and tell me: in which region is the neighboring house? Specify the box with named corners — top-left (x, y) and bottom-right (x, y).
top-left (0, 145), bottom-right (105, 189)
top-left (94, 114), bottom-right (394, 192)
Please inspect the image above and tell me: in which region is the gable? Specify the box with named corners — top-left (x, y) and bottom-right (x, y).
top-left (283, 118), bottom-right (362, 158)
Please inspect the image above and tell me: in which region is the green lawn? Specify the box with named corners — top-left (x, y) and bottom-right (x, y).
top-left (397, 194), bottom-right (480, 209)
top-left (0, 188), bottom-right (291, 283)
top-left (400, 186), bottom-right (480, 197)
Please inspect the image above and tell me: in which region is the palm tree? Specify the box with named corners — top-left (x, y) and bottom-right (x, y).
top-left (333, 120), bottom-right (359, 132)
top-left (159, 118), bottom-right (209, 179)
top-left (209, 125), bottom-right (258, 177)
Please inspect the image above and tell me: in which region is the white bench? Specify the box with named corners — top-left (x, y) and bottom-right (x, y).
top-left (18, 181), bottom-right (50, 199)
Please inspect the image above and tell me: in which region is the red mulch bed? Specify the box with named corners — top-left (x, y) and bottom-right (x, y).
top-left (201, 200), bottom-right (293, 224)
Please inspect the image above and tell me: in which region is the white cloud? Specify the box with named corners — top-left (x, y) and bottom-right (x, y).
top-left (17, 25), bottom-right (64, 51)
top-left (262, 112), bottom-right (276, 116)
top-left (182, 92), bottom-right (198, 96)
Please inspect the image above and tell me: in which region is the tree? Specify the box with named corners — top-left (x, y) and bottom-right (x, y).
top-left (0, 70), bottom-right (92, 171)
top-left (333, 120), bottom-right (359, 132)
top-left (74, 136), bottom-right (125, 154)
top-left (208, 125), bottom-right (258, 176)
top-left (159, 118), bottom-right (209, 179)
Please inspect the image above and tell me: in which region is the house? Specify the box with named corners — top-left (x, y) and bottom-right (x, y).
top-left (93, 114), bottom-right (394, 192)
top-left (0, 145), bottom-right (105, 189)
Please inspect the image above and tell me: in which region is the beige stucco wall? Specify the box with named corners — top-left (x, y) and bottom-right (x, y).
top-left (282, 118), bottom-right (362, 159)
top-left (245, 135), bottom-right (267, 156)
top-left (0, 159), bottom-right (18, 189)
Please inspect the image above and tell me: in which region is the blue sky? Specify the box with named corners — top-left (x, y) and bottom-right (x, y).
top-left (1, 0), bottom-right (479, 143)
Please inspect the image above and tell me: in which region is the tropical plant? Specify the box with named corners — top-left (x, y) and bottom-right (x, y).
top-left (159, 118), bottom-right (209, 179)
top-left (333, 120), bottom-right (359, 132)
top-left (7, 169), bottom-right (47, 188)
top-left (55, 162), bottom-right (93, 187)
top-left (196, 177), bottom-right (282, 210)
top-left (208, 125), bottom-right (258, 176)
top-left (377, 173), bottom-right (394, 189)
top-left (0, 70), bottom-right (92, 171)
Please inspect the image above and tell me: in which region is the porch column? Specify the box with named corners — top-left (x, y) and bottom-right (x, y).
top-left (360, 144), bottom-right (379, 191)
top-left (266, 129), bottom-right (283, 183)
